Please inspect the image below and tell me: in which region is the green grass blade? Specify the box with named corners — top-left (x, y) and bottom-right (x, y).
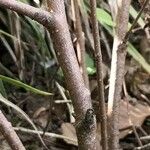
top-left (0, 80), bottom-right (7, 98)
top-left (96, 8), bottom-right (115, 27)
top-left (129, 6), bottom-right (145, 28)
top-left (128, 44), bottom-right (150, 73)
top-left (0, 75), bottom-right (52, 96)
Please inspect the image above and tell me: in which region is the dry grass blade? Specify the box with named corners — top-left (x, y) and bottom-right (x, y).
top-left (14, 126), bottom-right (78, 146)
top-left (8, 11), bottom-right (25, 80)
top-left (0, 94), bottom-right (48, 149)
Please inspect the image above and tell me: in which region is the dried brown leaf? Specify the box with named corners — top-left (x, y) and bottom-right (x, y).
top-left (61, 123), bottom-right (78, 146)
top-left (119, 100), bottom-right (150, 138)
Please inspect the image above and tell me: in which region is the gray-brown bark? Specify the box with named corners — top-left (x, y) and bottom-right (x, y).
top-left (0, 110), bottom-right (25, 150)
top-left (90, 0), bottom-right (108, 149)
top-left (107, 0), bottom-right (132, 149)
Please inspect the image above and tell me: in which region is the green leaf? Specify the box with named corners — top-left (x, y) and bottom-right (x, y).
top-left (96, 8), bottom-right (115, 27)
top-left (96, 8), bottom-right (150, 74)
top-left (85, 53), bottom-right (96, 75)
top-left (0, 75), bottom-right (52, 96)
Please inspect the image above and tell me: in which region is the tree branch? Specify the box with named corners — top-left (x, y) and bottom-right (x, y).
top-left (46, 1), bottom-right (97, 149)
top-left (0, 0), bottom-right (52, 28)
top-left (0, 0), bottom-right (97, 149)
top-left (107, 0), bottom-right (131, 149)
top-left (0, 110), bottom-right (25, 150)
top-left (90, 0), bottom-right (108, 150)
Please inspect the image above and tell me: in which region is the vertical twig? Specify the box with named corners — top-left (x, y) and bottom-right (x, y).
top-left (132, 126), bottom-right (143, 146)
top-left (0, 110), bottom-right (25, 150)
top-left (107, 0), bottom-right (150, 149)
top-left (107, 0), bottom-right (131, 149)
top-left (90, 0), bottom-right (108, 150)
top-left (73, 0), bottom-right (89, 88)
top-left (80, 0), bottom-right (94, 49)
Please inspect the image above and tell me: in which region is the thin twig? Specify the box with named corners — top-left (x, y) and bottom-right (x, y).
top-left (0, 94), bottom-right (48, 149)
top-left (137, 126), bottom-right (148, 136)
top-left (132, 126), bottom-right (143, 146)
top-left (140, 135), bottom-right (150, 140)
top-left (90, 0), bottom-right (108, 150)
top-left (14, 127), bottom-right (78, 146)
top-left (123, 82), bottom-right (143, 147)
top-left (55, 81), bottom-right (75, 123)
top-left (134, 143), bottom-right (150, 150)
top-left (124, 0), bottom-right (150, 43)
top-left (107, 0), bottom-right (131, 149)
top-left (55, 100), bottom-right (71, 103)
top-left (80, 0), bottom-right (94, 49)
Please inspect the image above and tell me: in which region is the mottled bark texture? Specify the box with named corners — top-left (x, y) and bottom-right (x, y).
top-left (73, 0), bottom-right (89, 88)
top-left (0, 110), bottom-right (25, 150)
top-left (107, 0), bottom-right (131, 150)
top-left (90, 0), bottom-right (108, 150)
top-left (46, 1), bottom-right (97, 149)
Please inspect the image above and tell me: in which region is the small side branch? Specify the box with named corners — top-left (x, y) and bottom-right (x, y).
top-left (0, 0), bottom-right (53, 28)
top-left (0, 110), bottom-right (25, 150)
top-left (124, 0), bottom-right (150, 43)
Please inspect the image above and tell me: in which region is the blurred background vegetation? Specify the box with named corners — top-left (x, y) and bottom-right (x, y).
top-left (0, 0), bottom-right (150, 149)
